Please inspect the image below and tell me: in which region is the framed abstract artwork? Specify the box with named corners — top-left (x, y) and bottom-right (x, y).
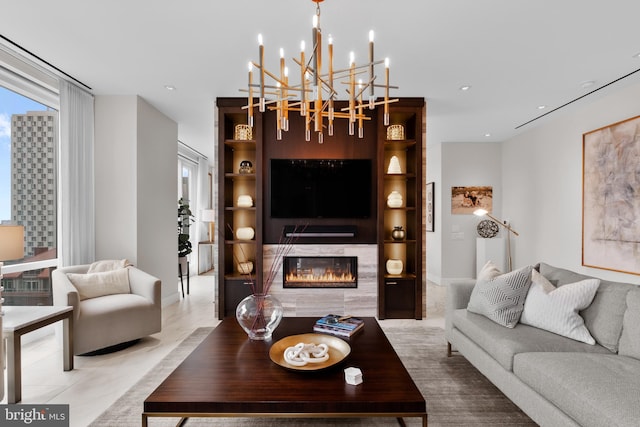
top-left (583, 115), bottom-right (640, 275)
top-left (426, 182), bottom-right (434, 232)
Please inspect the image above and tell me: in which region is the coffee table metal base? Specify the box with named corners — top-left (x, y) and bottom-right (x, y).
top-left (142, 411), bottom-right (427, 427)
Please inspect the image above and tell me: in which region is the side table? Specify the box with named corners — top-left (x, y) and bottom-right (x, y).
top-left (2, 305), bottom-right (74, 403)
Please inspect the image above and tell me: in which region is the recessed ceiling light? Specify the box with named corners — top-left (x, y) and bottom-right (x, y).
top-left (484, 133), bottom-right (491, 137)
top-left (633, 52), bottom-right (640, 58)
top-left (537, 105), bottom-right (546, 110)
top-left (580, 80), bottom-right (596, 89)
top-left (164, 85), bottom-right (176, 91)
top-left (459, 85), bottom-right (471, 91)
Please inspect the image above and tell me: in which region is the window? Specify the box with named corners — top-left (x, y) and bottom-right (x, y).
top-left (1, 84), bottom-right (59, 306)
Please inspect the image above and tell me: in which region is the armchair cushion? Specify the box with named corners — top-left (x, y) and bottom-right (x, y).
top-left (67, 268), bottom-right (131, 300)
top-left (87, 258), bottom-right (132, 273)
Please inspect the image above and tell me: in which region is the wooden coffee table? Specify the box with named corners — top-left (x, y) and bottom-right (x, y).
top-left (143, 317), bottom-right (427, 426)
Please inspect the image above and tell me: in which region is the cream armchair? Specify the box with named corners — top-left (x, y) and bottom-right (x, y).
top-left (52, 264), bottom-right (162, 355)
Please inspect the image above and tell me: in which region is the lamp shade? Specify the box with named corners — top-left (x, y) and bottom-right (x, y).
top-left (0, 225), bottom-right (24, 261)
top-left (201, 209), bottom-right (215, 223)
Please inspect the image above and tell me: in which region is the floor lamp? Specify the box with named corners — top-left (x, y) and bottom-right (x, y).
top-left (474, 209), bottom-right (519, 272)
top-left (0, 225), bottom-right (25, 400)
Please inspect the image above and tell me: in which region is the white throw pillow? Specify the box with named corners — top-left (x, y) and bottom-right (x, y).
top-left (467, 261), bottom-right (533, 328)
top-left (67, 268), bottom-right (131, 300)
top-left (87, 259), bottom-right (132, 273)
top-left (520, 269), bottom-right (599, 344)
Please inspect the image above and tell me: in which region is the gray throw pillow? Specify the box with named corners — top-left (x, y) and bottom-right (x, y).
top-left (618, 288), bottom-right (640, 359)
top-left (468, 263), bottom-right (533, 328)
top-left (538, 262), bottom-right (633, 352)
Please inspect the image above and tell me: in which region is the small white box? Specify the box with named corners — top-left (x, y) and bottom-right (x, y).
top-left (344, 367), bottom-right (363, 385)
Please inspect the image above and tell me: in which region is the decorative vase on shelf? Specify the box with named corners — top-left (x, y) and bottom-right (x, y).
top-left (237, 194), bottom-right (253, 207)
top-left (239, 160), bottom-right (253, 174)
top-left (237, 261), bottom-right (254, 275)
top-left (236, 293), bottom-right (284, 341)
top-left (236, 226), bottom-right (255, 240)
top-left (387, 155), bottom-right (402, 174)
top-left (386, 259), bottom-right (404, 275)
top-left (391, 226), bottom-right (406, 241)
top-left (387, 190), bottom-right (403, 208)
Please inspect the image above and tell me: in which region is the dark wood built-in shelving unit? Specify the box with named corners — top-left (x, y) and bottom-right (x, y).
top-left (217, 97), bottom-right (425, 320)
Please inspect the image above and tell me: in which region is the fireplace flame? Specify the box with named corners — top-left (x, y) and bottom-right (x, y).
top-left (285, 271), bottom-right (356, 283)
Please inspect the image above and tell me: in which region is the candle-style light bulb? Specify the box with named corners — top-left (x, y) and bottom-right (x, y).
top-left (368, 30), bottom-right (375, 108)
top-left (247, 62), bottom-right (254, 127)
top-left (280, 47), bottom-right (284, 58)
top-left (313, 14), bottom-right (318, 28)
top-left (348, 51), bottom-right (356, 127)
top-left (300, 40), bottom-right (306, 115)
top-left (258, 33), bottom-right (265, 112)
top-left (328, 33), bottom-right (334, 133)
top-left (384, 57), bottom-right (390, 125)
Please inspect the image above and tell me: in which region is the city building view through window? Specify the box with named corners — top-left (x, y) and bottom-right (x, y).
top-left (1, 85), bottom-right (58, 306)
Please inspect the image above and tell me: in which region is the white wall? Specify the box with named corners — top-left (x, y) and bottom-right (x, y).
top-left (136, 97), bottom-right (179, 302)
top-left (429, 142), bottom-right (502, 285)
top-left (426, 141), bottom-right (442, 282)
top-left (94, 96), bottom-right (137, 263)
top-left (502, 81), bottom-right (640, 285)
top-left (94, 95), bottom-right (180, 304)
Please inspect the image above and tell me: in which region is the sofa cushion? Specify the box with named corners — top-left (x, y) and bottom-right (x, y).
top-left (514, 352), bottom-right (640, 427)
top-left (619, 288), bottom-right (640, 359)
top-left (467, 262), bottom-right (532, 328)
top-left (67, 268), bottom-right (131, 300)
top-left (87, 259), bottom-right (132, 273)
top-left (520, 270), bottom-right (600, 344)
top-left (538, 262), bottom-right (634, 352)
top-left (452, 309), bottom-right (611, 371)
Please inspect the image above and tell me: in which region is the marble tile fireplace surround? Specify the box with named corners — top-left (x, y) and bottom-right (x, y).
top-left (264, 244), bottom-right (377, 317)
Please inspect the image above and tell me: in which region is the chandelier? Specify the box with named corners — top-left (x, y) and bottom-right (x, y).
top-left (242, 0), bottom-right (398, 143)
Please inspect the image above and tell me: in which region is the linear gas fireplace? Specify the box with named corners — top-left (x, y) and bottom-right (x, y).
top-left (283, 256), bottom-right (357, 288)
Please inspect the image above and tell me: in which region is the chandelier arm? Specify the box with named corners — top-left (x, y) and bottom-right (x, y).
top-left (338, 98), bottom-right (399, 112)
top-left (274, 105), bottom-right (372, 120)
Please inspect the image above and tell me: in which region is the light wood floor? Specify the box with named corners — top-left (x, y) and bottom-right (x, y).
top-left (2, 273), bottom-right (445, 427)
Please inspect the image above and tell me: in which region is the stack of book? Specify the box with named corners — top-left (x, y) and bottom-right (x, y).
top-left (313, 315), bottom-right (364, 338)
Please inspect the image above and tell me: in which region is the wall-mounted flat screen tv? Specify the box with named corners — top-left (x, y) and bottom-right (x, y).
top-left (270, 159), bottom-right (372, 218)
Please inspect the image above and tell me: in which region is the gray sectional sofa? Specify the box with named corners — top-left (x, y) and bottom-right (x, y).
top-left (445, 262), bottom-right (640, 427)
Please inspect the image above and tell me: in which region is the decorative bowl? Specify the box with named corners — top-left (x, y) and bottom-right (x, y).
top-left (269, 333), bottom-right (351, 371)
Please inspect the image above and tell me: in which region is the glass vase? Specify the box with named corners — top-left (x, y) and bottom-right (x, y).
top-left (235, 293), bottom-right (284, 340)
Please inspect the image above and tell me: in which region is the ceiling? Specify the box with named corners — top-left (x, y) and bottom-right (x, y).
top-left (2, 0), bottom-right (640, 161)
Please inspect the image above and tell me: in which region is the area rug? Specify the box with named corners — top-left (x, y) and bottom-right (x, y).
top-left (90, 324), bottom-right (536, 426)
